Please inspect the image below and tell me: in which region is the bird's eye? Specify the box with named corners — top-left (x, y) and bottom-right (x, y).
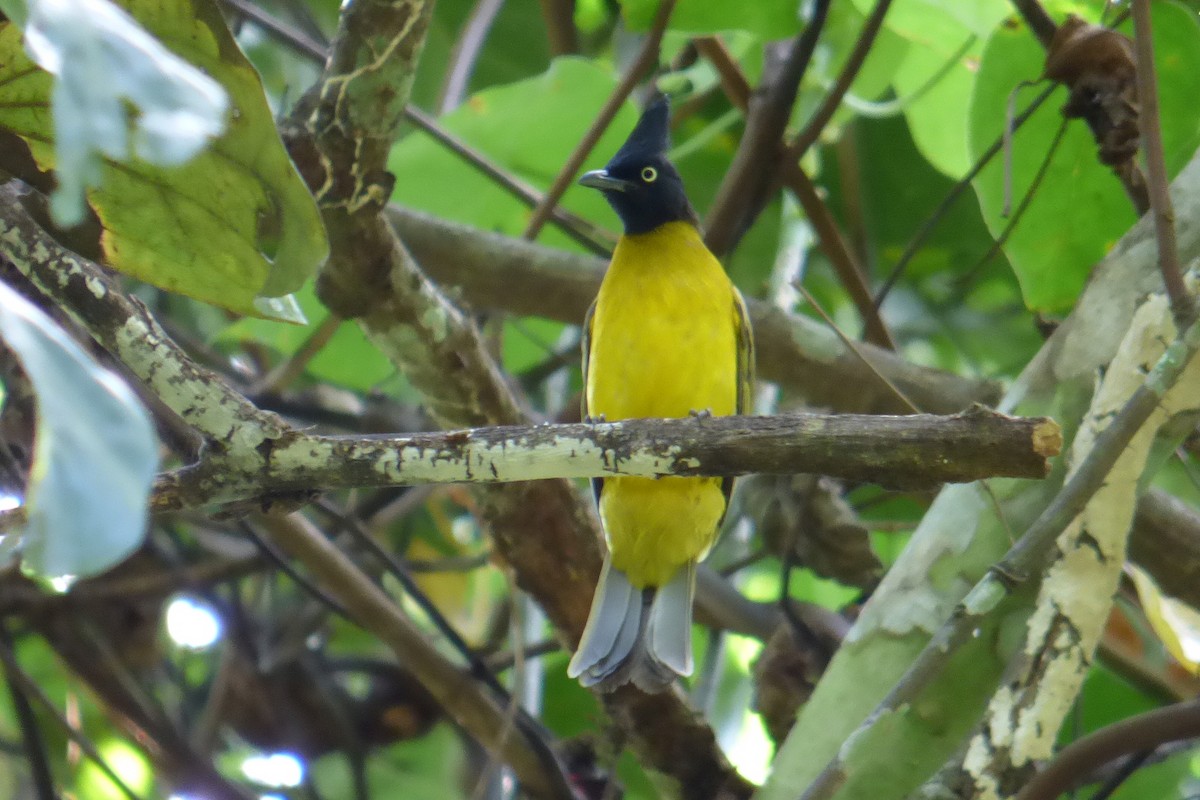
top-left (641, 166), bottom-right (658, 183)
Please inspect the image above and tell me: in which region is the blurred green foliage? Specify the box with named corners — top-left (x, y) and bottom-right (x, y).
top-left (3, 0), bottom-right (1200, 798)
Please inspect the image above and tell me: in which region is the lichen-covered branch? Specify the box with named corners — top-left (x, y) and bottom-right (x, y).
top-left (760, 148), bottom-right (1200, 800)
top-left (153, 408), bottom-right (1061, 510)
top-left (0, 183), bottom-right (285, 451)
top-left (961, 287), bottom-right (1200, 798)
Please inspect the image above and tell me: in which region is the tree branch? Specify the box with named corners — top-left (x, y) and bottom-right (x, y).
top-left (153, 409), bottom-right (1061, 511)
top-left (278, 0), bottom-right (751, 792)
top-left (1131, 0), bottom-right (1196, 330)
top-left (256, 512), bottom-right (569, 799)
top-left (795, 306), bottom-right (1200, 800)
top-left (704, 1), bottom-right (831, 256)
top-left (386, 205), bottom-right (999, 414)
top-left (785, 0), bottom-right (893, 161)
top-left (1015, 699), bottom-right (1200, 800)
top-left (694, 36), bottom-right (895, 349)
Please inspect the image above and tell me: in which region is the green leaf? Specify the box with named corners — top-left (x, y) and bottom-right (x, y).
top-left (22, 0), bottom-right (229, 226)
top-left (389, 58), bottom-right (634, 249)
top-left (620, 0), bottom-right (800, 38)
top-left (856, 0), bottom-right (1009, 39)
top-left (892, 29), bottom-right (983, 178)
top-left (0, 281), bottom-right (157, 583)
top-left (968, 2), bottom-right (1200, 312)
top-left (0, 0), bottom-right (327, 320)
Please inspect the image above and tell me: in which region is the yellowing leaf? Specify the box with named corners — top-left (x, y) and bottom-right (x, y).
top-left (0, 0), bottom-right (326, 320)
top-left (1128, 563), bottom-right (1200, 674)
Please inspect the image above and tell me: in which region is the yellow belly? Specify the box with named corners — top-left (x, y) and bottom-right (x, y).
top-left (585, 222), bottom-right (739, 588)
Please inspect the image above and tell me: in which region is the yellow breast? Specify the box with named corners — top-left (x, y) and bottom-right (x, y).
top-left (586, 222), bottom-right (739, 421)
top-left (585, 221), bottom-right (740, 587)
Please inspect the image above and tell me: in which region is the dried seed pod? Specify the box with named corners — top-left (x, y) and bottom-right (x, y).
top-left (1044, 15), bottom-right (1139, 168)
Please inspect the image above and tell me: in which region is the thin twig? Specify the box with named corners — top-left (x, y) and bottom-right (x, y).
top-left (873, 84), bottom-right (1057, 308)
top-left (219, 0), bottom-right (327, 57)
top-left (0, 629), bottom-right (145, 800)
top-left (258, 512), bottom-right (575, 800)
top-left (0, 624), bottom-right (56, 800)
top-left (537, 0), bottom-right (576, 55)
top-left (402, 106), bottom-right (614, 254)
top-left (239, 521), bottom-right (354, 620)
top-left (1010, 0), bottom-right (1058, 49)
top-left (704, 0), bottom-right (833, 256)
top-left (225, 0), bottom-right (611, 254)
top-left (314, 499), bottom-right (509, 696)
top-left (250, 313), bottom-right (343, 395)
top-left (521, 0), bottom-right (678, 241)
top-left (786, 166), bottom-right (895, 349)
top-left (793, 283), bottom-right (920, 414)
top-left (695, 33), bottom-right (895, 348)
top-left (693, 36), bottom-right (752, 109)
top-left (1131, 0), bottom-right (1196, 330)
top-left (439, 0), bottom-right (506, 113)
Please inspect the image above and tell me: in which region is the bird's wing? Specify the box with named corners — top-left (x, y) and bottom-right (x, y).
top-left (734, 286), bottom-right (755, 416)
top-left (722, 286), bottom-right (756, 511)
top-left (581, 300), bottom-right (602, 505)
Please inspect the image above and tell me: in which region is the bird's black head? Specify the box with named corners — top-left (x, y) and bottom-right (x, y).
top-left (579, 95), bottom-right (697, 235)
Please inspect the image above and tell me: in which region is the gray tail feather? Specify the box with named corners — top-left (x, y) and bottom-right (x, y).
top-left (568, 559), bottom-right (696, 693)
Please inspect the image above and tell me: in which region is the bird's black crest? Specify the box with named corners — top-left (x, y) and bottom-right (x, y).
top-left (580, 94), bottom-right (698, 235)
top-left (609, 93), bottom-right (671, 168)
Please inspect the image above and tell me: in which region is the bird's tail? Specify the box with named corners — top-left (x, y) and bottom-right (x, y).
top-left (567, 558), bottom-right (696, 692)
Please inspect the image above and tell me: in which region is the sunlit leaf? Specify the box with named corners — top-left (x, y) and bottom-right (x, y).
top-left (0, 0), bottom-right (327, 319)
top-left (0, 281), bottom-right (157, 582)
top-left (1129, 563), bottom-right (1200, 674)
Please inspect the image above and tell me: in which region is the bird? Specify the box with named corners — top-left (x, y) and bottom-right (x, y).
top-left (567, 94), bottom-right (754, 692)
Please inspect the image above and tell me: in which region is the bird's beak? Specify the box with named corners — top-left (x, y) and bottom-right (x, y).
top-left (579, 169), bottom-right (634, 193)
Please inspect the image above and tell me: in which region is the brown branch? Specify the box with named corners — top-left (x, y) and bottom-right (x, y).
top-left (389, 202), bottom-right (998, 414)
top-left (786, 0), bottom-right (894, 161)
top-left (257, 512), bottom-right (566, 798)
top-left (1131, 0), bottom-right (1196, 329)
top-left (704, 0), bottom-right (832, 256)
top-left (537, 0), bottom-right (577, 56)
top-left (796, 308), bottom-right (1200, 800)
top-left (693, 36), bottom-right (752, 109)
top-left (520, 0), bottom-right (677, 241)
top-left (222, 0), bottom-right (610, 253)
top-left (401, 106), bottom-right (614, 254)
top-left (696, 29), bottom-right (895, 349)
top-left (1129, 488), bottom-right (1200, 610)
top-left (1011, 0), bottom-right (1057, 49)
top-left (785, 166), bottom-right (895, 349)
top-left (1015, 700), bottom-right (1200, 800)
top-left (279, 0), bottom-right (751, 791)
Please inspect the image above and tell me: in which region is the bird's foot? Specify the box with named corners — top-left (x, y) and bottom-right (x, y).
top-left (689, 408), bottom-right (713, 420)
top-left (585, 413), bottom-right (608, 424)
